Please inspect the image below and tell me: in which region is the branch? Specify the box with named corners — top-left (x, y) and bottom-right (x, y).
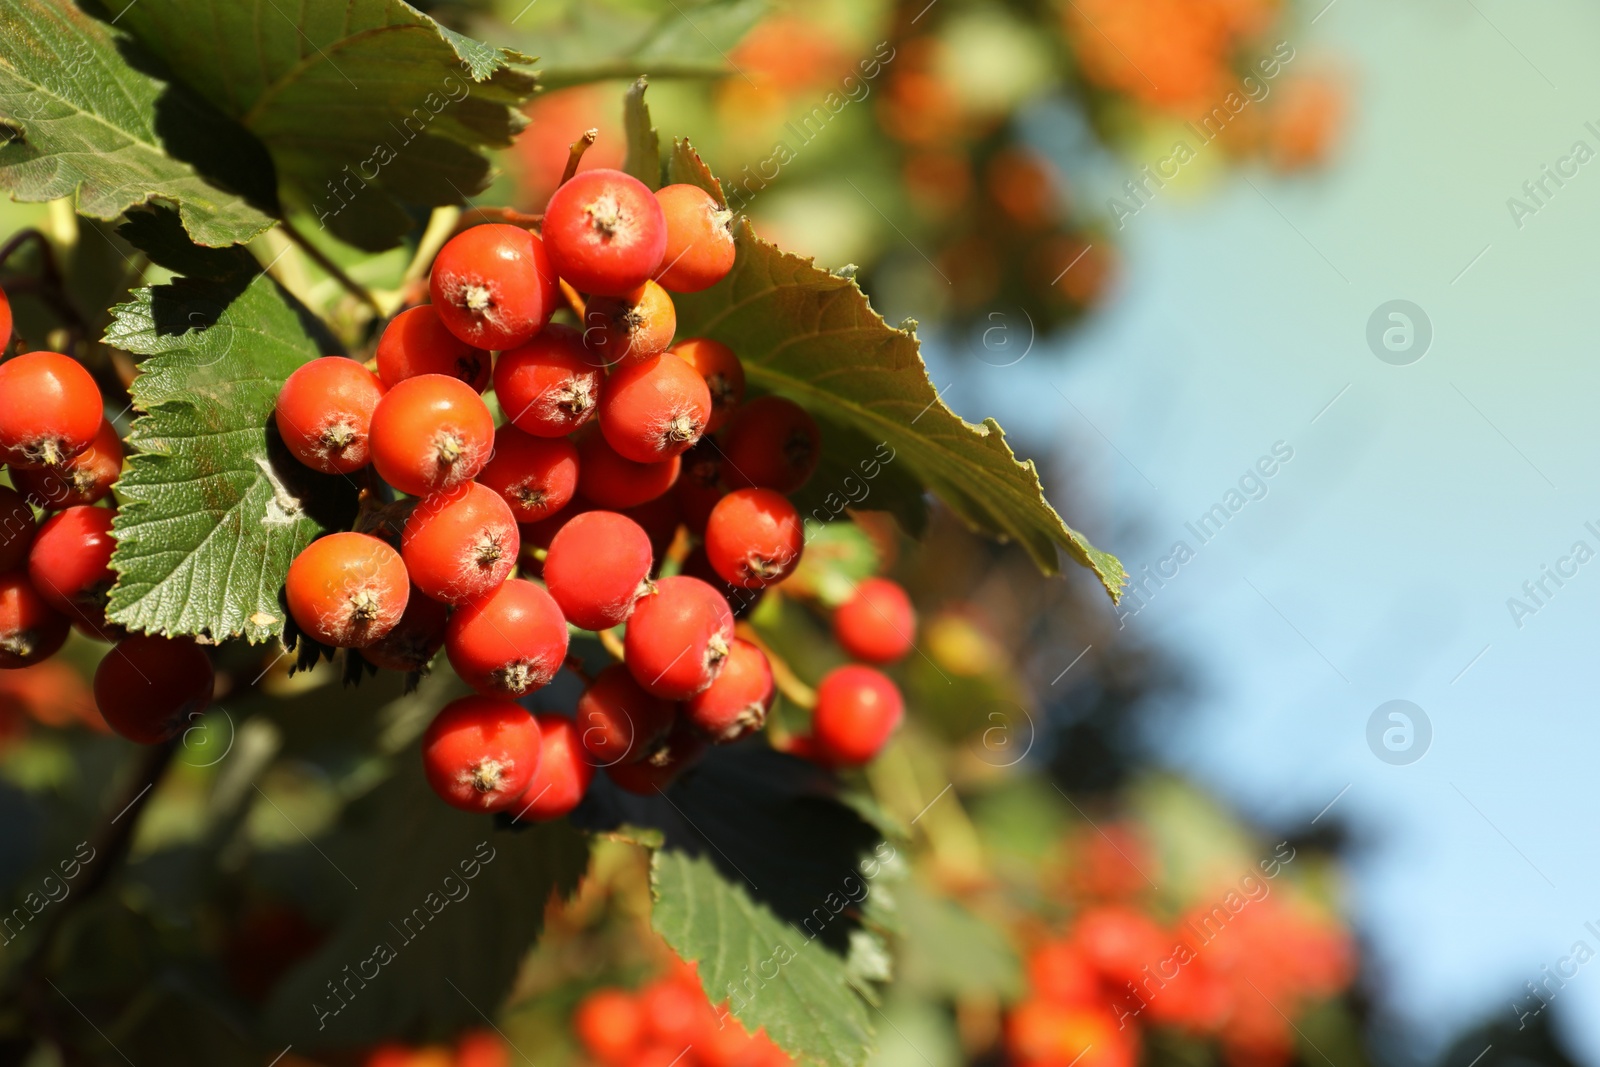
top-left (561, 128), bottom-right (599, 186)
top-left (278, 218), bottom-right (383, 315)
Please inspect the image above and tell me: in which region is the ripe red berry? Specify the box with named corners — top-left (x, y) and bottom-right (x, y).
top-left (577, 432), bottom-right (680, 509)
top-left (0, 571), bottom-right (69, 668)
top-left (670, 338), bottom-right (744, 431)
top-left (704, 489), bottom-right (803, 590)
top-left (543, 169), bottom-right (668, 296)
top-left (421, 694), bottom-right (542, 812)
top-left (599, 351), bottom-right (710, 464)
top-left (285, 532), bottom-right (409, 648)
top-left (0, 352), bottom-right (103, 469)
top-left (493, 324), bottom-right (603, 437)
top-left (574, 989), bottom-right (644, 1063)
top-left (28, 504), bottom-right (115, 624)
top-left (10, 417), bottom-right (122, 509)
top-left (721, 396), bottom-right (820, 493)
top-left (93, 635), bottom-right (213, 744)
top-left (401, 481), bottom-right (519, 604)
top-left (583, 280), bottom-right (677, 365)
top-left (375, 304), bottom-right (491, 392)
top-left (674, 441), bottom-right (724, 535)
top-left (428, 224), bottom-right (555, 350)
top-left (274, 357), bottom-right (385, 475)
top-left (624, 576), bottom-right (733, 699)
top-left (653, 184), bottom-right (736, 294)
top-left (622, 493), bottom-right (682, 565)
top-left (833, 578), bottom-right (916, 664)
top-left (543, 510), bottom-right (654, 631)
top-left (455, 1032), bottom-right (510, 1067)
top-left (685, 637), bottom-right (774, 742)
top-left (606, 721), bottom-right (706, 794)
top-left (476, 425), bottom-right (578, 524)
top-left (0, 485), bottom-right (36, 572)
top-left (0, 284), bottom-right (11, 351)
top-left (512, 713), bottom-right (595, 821)
top-left (811, 665), bottom-right (903, 766)
top-left (576, 663), bottom-right (675, 766)
top-left (359, 589), bottom-right (449, 673)
top-left (369, 373), bottom-right (494, 496)
top-left (445, 578), bottom-right (569, 696)
top-left (680, 546), bottom-right (764, 620)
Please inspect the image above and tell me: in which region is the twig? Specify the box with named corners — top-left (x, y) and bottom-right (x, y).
top-left (561, 128), bottom-right (599, 186)
top-left (735, 624), bottom-right (816, 708)
top-left (598, 628), bottom-right (625, 662)
top-left (277, 217), bottom-right (383, 315)
top-left (559, 279), bottom-right (587, 322)
top-left (453, 206), bottom-right (543, 232)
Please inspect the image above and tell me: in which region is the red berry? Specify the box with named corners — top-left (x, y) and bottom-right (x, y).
top-left (640, 976), bottom-right (716, 1047)
top-left (583, 280), bottom-right (677, 365)
top-left (704, 489), bottom-right (803, 590)
top-left (401, 482), bottom-right (519, 604)
top-left (624, 576), bottom-right (733, 699)
top-left (375, 304), bottom-right (491, 392)
top-left (476, 424), bottom-right (578, 524)
top-left (576, 664), bottom-right (675, 766)
top-left (10, 417), bottom-right (122, 509)
top-left (0, 352), bottom-right (103, 469)
top-left (359, 589), bottom-right (449, 673)
top-left (685, 637), bottom-right (773, 742)
top-left (0, 485), bottom-right (36, 573)
top-left (285, 532), bottom-right (409, 648)
top-left (598, 351), bottom-right (709, 463)
top-left (720, 396), bottom-right (820, 493)
top-left (93, 635), bottom-right (213, 744)
top-left (670, 338), bottom-right (744, 431)
top-left (653, 184), bottom-right (736, 294)
top-left (0, 571), bottom-right (69, 669)
top-left (493, 324), bottom-right (603, 437)
top-left (606, 721), bottom-right (706, 794)
top-left (680, 546), bottom-right (764, 620)
top-left (512, 713), bottom-right (595, 821)
top-left (369, 374), bottom-right (494, 497)
top-left (674, 441), bottom-right (725, 535)
top-left (833, 578), bottom-right (916, 664)
top-left (421, 694), bottom-right (542, 812)
top-left (574, 989), bottom-right (644, 1062)
top-left (0, 284), bottom-right (11, 351)
top-left (27, 504), bottom-right (115, 623)
top-left (621, 493), bottom-right (682, 565)
top-left (274, 357), bottom-right (385, 475)
top-left (543, 169), bottom-right (668, 297)
top-left (428, 224), bottom-right (555, 350)
top-left (445, 578), bottom-right (569, 696)
top-left (577, 431), bottom-right (680, 509)
top-left (544, 510), bottom-right (654, 630)
top-left (811, 665), bottom-right (903, 766)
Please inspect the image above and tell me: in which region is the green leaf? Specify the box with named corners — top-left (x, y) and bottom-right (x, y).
top-left (113, 0), bottom-right (539, 251)
top-left (103, 210), bottom-right (357, 643)
top-left (0, 0), bottom-right (278, 246)
top-left (656, 131), bottom-right (1125, 595)
top-left (622, 78), bottom-right (661, 189)
top-left (261, 764), bottom-right (591, 1046)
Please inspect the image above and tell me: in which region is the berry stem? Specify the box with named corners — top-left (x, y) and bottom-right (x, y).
top-left (735, 623), bottom-right (816, 709)
top-left (597, 627), bottom-right (626, 663)
top-left (561, 128), bottom-right (600, 186)
top-left (563, 654), bottom-right (594, 684)
top-left (558, 278), bottom-right (587, 321)
top-left (279, 216), bottom-right (383, 315)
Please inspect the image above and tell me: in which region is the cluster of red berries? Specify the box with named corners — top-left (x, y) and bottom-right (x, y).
top-left (573, 959), bottom-right (792, 1067)
top-left (364, 1030), bottom-right (508, 1067)
top-left (0, 339), bottom-right (217, 747)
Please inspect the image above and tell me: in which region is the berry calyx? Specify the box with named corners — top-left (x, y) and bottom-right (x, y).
top-left (669, 338), bottom-right (745, 431)
top-left (576, 663), bottom-right (676, 766)
top-left (0, 571), bottom-right (69, 668)
top-left (359, 589), bottom-right (449, 673)
top-left (543, 168), bottom-right (668, 297)
top-left (704, 488), bottom-right (803, 590)
top-left (401, 481), bottom-right (520, 605)
top-left (576, 431), bottom-right (681, 509)
top-left (93, 635), bottom-right (214, 744)
top-left (493, 324), bottom-right (604, 438)
top-left (421, 695), bottom-right (542, 812)
top-left (444, 578), bottom-right (569, 697)
top-left (810, 665), bottom-right (904, 766)
top-left (583, 280), bottom-right (677, 365)
top-left (369, 373), bottom-right (495, 497)
top-left (0, 485), bottom-right (37, 573)
top-left (833, 577), bottom-right (916, 664)
top-left (285, 532), bottom-right (410, 648)
top-left (512, 713), bottom-right (595, 821)
top-left (428, 224), bottom-right (555, 351)
top-left (543, 510), bottom-right (654, 631)
top-left (598, 351), bottom-right (710, 464)
top-left (720, 396), bottom-right (820, 493)
top-left (27, 504), bottom-right (116, 624)
top-left (274, 357), bottom-right (385, 475)
top-left (10, 418), bottom-right (123, 509)
top-left (375, 304), bottom-right (491, 392)
top-left (623, 575), bottom-right (734, 699)
top-left (653, 184), bottom-right (736, 294)
top-left (685, 637), bottom-right (774, 742)
top-left (0, 352), bottom-right (103, 469)
top-left (476, 424), bottom-right (579, 524)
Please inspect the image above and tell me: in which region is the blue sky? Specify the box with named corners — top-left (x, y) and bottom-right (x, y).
top-left (927, 0), bottom-right (1600, 1058)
